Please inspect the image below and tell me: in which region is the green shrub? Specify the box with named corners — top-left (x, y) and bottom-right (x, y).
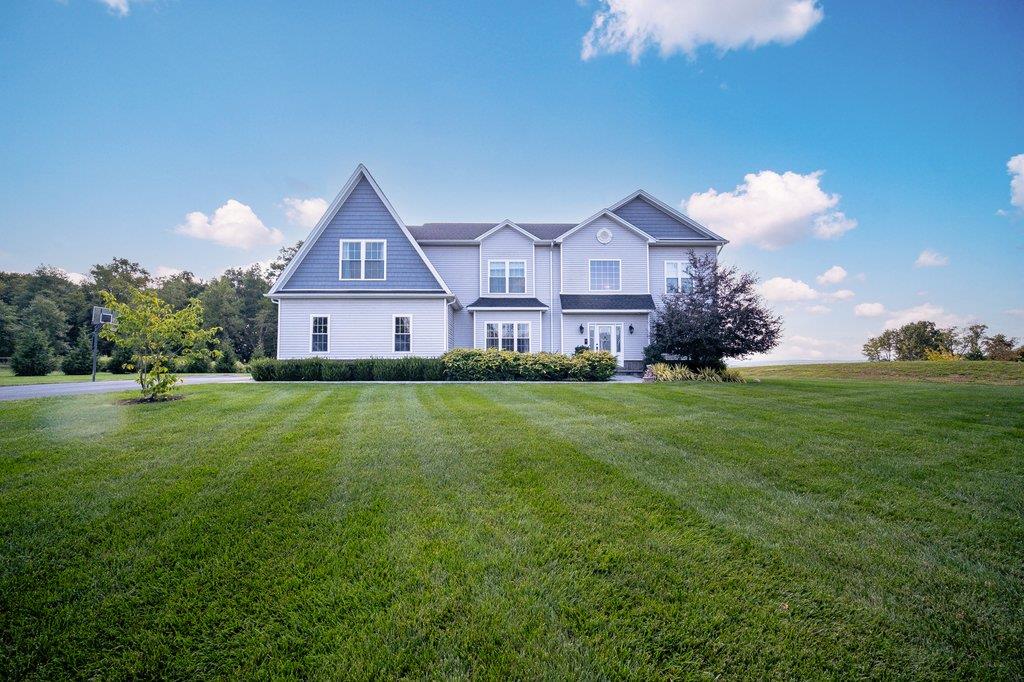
top-left (107, 344), bottom-right (134, 374)
top-left (249, 357), bottom-right (444, 382)
top-left (11, 329), bottom-right (56, 376)
top-left (214, 342), bottom-right (238, 373)
top-left (181, 354), bottom-right (212, 373)
top-left (61, 330), bottom-right (94, 375)
top-left (441, 349), bottom-right (615, 381)
top-left (644, 363), bottom-right (747, 383)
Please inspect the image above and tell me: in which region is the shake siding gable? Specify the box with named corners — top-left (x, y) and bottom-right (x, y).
top-left (611, 195), bottom-right (709, 240)
top-left (281, 177), bottom-right (443, 291)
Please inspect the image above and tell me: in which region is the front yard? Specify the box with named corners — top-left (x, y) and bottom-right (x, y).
top-left (1, 379), bottom-right (1021, 678)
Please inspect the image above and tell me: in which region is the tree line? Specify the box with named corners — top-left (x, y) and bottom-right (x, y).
top-left (862, 320), bottom-right (1022, 362)
top-left (0, 242), bottom-right (302, 375)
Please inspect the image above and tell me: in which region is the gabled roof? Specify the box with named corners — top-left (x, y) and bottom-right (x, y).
top-left (608, 189), bottom-right (727, 243)
top-left (554, 209), bottom-right (655, 243)
top-left (408, 223), bottom-right (575, 241)
top-left (268, 165), bottom-right (452, 296)
top-left (475, 220), bottom-right (539, 242)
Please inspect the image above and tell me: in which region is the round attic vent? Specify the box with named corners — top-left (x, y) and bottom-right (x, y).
top-left (596, 227), bottom-right (613, 244)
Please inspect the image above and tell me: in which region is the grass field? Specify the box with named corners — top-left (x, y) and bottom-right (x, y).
top-left (739, 360), bottom-right (1024, 384)
top-left (0, 367), bottom-right (124, 386)
top-left (1, 379), bottom-right (1021, 678)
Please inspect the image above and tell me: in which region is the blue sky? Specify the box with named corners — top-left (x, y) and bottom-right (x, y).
top-left (1, 0), bottom-right (1022, 360)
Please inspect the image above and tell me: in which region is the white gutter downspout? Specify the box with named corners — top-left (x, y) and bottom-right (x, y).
top-left (548, 245), bottom-right (554, 352)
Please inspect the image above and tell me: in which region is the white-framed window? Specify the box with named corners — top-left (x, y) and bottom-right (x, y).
top-left (665, 261), bottom-right (693, 294)
top-left (393, 315), bottom-right (411, 352)
top-left (484, 321), bottom-right (531, 352)
top-left (311, 315), bottom-right (329, 353)
top-left (339, 239), bottom-right (387, 280)
top-left (589, 259), bottom-right (621, 291)
top-left (487, 260), bottom-right (526, 294)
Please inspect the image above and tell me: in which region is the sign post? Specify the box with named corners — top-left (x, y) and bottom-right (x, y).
top-left (90, 306), bottom-right (116, 383)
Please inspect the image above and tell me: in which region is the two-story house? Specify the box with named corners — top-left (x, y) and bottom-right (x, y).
top-left (268, 165), bottom-right (727, 371)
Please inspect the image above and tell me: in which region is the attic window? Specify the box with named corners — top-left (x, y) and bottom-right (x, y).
top-left (340, 240), bottom-right (387, 280)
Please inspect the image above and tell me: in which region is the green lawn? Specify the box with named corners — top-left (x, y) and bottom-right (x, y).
top-left (739, 360), bottom-right (1024, 384)
top-left (1, 380), bottom-right (1021, 678)
top-left (0, 367), bottom-right (124, 386)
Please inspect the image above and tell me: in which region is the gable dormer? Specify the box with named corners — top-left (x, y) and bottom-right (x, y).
top-left (476, 220), bottom-right (537, 298)
top-left (270, 165), bottom-right (451, 294)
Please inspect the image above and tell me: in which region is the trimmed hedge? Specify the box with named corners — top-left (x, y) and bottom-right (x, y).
top-left (441, 349), bottom-right (617, 382)
top-left (249, 357), bottom-right (444, 382)
top-left (248, 350), bottom-right (618, 382)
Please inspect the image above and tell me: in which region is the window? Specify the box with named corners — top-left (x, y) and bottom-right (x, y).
top-left (311, 316), bottom-right (329, 353)
top-left (488, 260), bottom-right (526, 294)
top-left (339, 240), bottom-right (386, 280)
top-left (589, 260), bottom-right (620, 291)
top-left (665, 261), bottom-right (693, 294)
top-left (394, 316), bottom-right (411, 352)
top-left (484, 321), bottom-right (530, 352)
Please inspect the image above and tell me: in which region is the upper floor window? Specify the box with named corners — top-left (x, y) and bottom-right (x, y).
top-left (394, 315), bottom-right (411, 352)
top-left (665, 261), bottom-right (693, 294)
top-left (311, 315), bottom-right (329, 353)
top-left (340, 239), bottom-right (386, 280)
top-left (488, 260), bottom-right (526, 294)
top-left (589, 259), bottom-right (621, 291)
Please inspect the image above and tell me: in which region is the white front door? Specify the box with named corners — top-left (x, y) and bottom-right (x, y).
top-left (589, 323), bottom-right (624, 367)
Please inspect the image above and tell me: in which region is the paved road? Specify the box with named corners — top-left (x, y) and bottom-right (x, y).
top-left (0, 374), bottom-right (253, 401)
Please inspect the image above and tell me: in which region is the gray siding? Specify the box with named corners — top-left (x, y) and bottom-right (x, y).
top-left (422, 244), bottom-right (478, 349)
top-left (560, 216), bottom-right (649, 295)
top-left (277, 297), bottom-right (447, 359)
top-left (612, 196), bottom-right (707, 240)
top-left (648, 245), bottom-right (718, 301)
top-left (478, 226), bottom-right (535, 298)
top-left (282, 177), bottom-right (443, 291)
top-left (472, 310), bottom-right (544, 352)
top-left (560, 312), bottom-right (650, 362)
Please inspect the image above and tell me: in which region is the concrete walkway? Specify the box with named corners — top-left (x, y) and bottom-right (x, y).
top-left (0, 374), bottom-right (253, 402)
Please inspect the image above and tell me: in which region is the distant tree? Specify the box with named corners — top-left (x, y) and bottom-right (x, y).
top-left (157, 271), bottom-right (205, 310)
top-left (0, 301), bottom-right (15, 357)
top-left (201, 265), bottom-right (275, 361)
top-left (26, 294), bottom-right (70, 355)
top-left (645, 253), bottom-right (781, 368)
top-left (10, 329), bottom-right (56, 376)
top-left (90, 258), bottom-right (151, 302)
top-left (891, 321), bottom-right (945, 361)
top-left (266, 240), bottom-right (303, 283)
top-left (100, 289), bottom-right (219, 401)
top-left (214, 339), bottom-right (239, 373)
top-left (862, 328), bottom-right (898, 361)
top-left (983, 333), bottom-right (1018, 361)
top-left (960, 324), bottom-right (988, 360)
top-left (61, 329), bottom-right (94, 375)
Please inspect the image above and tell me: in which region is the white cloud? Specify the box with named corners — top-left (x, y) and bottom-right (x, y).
top-left (580, 0), bottom-right (823, 62)
top-left (175, 200), bottom-right (283, 250)
top-left (685, 170), bottom-right (856, 250)
top-left (854, 302), bottom-right (886, 317)
top-left (154, 266), bottom-right (183, 279)
top-left (815, 265), bottom-right (847, 285)
top-left (282, 196), bottom-right (328, 229)
top-left (1008, 154), bottom-right (1024, 210)
top-left (828, 288), bottom-right (855, 301)
top-left (883, 303), bottom-right (967, 329)
top-left (760, 277), bottom-right (819, 302)
top-left (914, 249), bottom-right (949, 268)
top-left (806, 304), bottom-right (831, 315)
top-left (97, 0), bottom-right (132, 16)
top-left (60, 269), bottom-right (89, 285)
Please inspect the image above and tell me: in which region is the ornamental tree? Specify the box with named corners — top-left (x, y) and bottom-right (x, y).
top-left (100, 289), bottom-right (219, 401)
top-left (645, 253), bottom-right (781, 369)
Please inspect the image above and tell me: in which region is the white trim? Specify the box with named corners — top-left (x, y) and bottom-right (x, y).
top-left (472, 310), bottom-right (477, 349)
top-left (588, 258), bottom-right (622, 292)
top-left (339, 239), bottom-right (387, 281)
top-left (392, 314), bottom-right (412, 353)
top-left (483, 320), bottom-right (532, 353)
top-left (443, 300), bottom-right (449, 352)
top-left (309, 314), bottom-right (330, 355)
top-left (274, 298), bottom-right (281, 359)
top-left (486, 259), bottom-right (528, 296)
top-left (270, 292), bottom-right (451, 299)
top-left (269, 164), bottom-right (453, 295)
top-left (561, 309), bottom-right (652, 314)
top-left (587, 322), bottom-right (625, 367)
top-left (606, 189), bottom-right (728, 243)
top-left (466, 307), bottom-right (548, 311)
top-left (553, 209), bottom-right (655, 243)
top-left (475, 219), bottom-right (539, 242)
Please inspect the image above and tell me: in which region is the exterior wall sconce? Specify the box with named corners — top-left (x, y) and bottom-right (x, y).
top-left (579, 324), bottom-right (585, 334)
top-left (628, 324), bottom-right (635, 334)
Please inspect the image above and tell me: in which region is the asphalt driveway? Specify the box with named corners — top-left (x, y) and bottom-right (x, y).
top-left (0, 374), bottom-right (253, 401)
